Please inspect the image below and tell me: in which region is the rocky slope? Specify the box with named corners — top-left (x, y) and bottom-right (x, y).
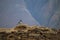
top-left (0, 23), bottom-right (60, 40)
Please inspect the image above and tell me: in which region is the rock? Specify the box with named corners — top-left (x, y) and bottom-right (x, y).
top-left (0, 23), bottom-right (59, 40)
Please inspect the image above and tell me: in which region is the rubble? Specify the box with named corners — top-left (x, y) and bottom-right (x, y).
top-left (0, 23), bottom-right (59, 40)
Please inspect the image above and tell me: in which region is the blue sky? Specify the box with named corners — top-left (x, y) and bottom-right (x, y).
top-left (24, 0), bottom-right (60, 28)
top-left (0, 0), bottom-right (60, 28)
top-left (0, 0), bottom-right (40, 28)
